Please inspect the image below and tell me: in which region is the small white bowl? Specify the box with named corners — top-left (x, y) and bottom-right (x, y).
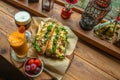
top-left (24, 57), bottom-right (44, 77)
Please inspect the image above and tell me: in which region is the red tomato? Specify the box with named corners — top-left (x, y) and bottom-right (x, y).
top-left (27, 59), bottom-right (34, 65)
top-left (34, 59), bottom-right (41, 66)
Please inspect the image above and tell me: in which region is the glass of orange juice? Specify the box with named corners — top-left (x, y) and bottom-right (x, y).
top-left (8, 26), bottom-right (28, 62)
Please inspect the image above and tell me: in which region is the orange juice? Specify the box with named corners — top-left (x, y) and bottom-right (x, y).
top-left (8, 31), bottom-right (28, 58)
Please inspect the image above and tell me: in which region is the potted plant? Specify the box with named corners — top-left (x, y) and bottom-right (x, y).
top-left (61, 0), bottom-right (78, 19)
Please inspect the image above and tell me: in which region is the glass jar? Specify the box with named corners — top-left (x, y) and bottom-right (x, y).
top-left (14, 11), bottom-right (31, 29)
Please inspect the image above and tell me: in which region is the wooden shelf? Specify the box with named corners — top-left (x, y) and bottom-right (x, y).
top-left (4, 0), bottom-right (120, 59)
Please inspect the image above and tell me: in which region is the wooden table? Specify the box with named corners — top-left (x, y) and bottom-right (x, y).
top-left (0, 0), bottom-right (120, 80)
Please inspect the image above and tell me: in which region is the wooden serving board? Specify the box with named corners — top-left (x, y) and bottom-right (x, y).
top-left (4, 0), bottom-right (120, 59)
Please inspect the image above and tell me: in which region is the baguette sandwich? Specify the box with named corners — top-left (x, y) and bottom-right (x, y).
top-left (32, 20), bottom-right (68, 60)
top-left (45, 26), bottom-right (68, 59)
top-left (32, 21), bottom-right (56, 54)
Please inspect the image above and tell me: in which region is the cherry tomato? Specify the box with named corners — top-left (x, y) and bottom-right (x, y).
top-left (27, 59), bottom-right (34, 65)
top-left (34, 59), bottom-right (41, 66)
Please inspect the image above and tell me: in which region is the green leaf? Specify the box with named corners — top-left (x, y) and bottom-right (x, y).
top-left (59, 55), bottom-right (64, 60)
top-left (35, 45), bottom-right (41, 52)
top-left (51, 45), bottom-right (56, 54)
top-left (44, 23), bottom-right (54, 43)
top-left (32, 39), bottom-right (36, 48)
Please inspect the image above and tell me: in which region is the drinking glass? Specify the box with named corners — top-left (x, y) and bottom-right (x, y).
top-left (8, 27), bottom-right (28, 62)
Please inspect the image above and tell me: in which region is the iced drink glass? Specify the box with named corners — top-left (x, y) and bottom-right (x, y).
top-left (8, 30), bottom-right (28, 58)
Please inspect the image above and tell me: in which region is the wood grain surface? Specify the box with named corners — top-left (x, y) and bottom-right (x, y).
top-left (0, 1), bottom-right (120, 80)
top-left (4, 0), bottom-right (120, 60)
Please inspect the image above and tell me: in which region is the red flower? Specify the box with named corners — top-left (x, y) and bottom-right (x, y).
top-left (116, 17), bottom-right (120, 20)
top-left (114, 16), bottom-right (120, 22)
top-left (66, 0), bottom-right (78, 4)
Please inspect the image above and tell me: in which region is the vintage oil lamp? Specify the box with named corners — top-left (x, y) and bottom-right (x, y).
top-left (79, 0), bottom-right (112, 30)
top-left (42, 0), bottom-right (54, 11)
